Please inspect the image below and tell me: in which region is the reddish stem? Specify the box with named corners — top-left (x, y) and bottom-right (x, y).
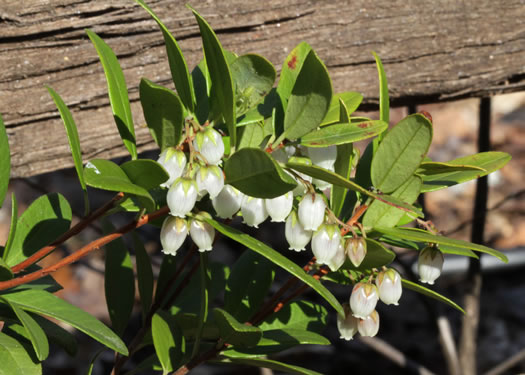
top-left (340, 204), bottom-right (368, 236)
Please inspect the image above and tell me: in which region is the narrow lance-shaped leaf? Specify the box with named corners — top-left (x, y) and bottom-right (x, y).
top-left (331, 142), bottom-right (353, 217)
top-left (320, 91), bottom-right (363, 126)
top-left (373, 52), bottom-right (389, 130)
top-left (0, 114), bottom-right (10, 209)
top-left (402, 279), bottom-right (464, 314)
top-left (213, 308), bottom-right (262, 347)
top-left (0, 332), bottom-right (41, 375)
top-left (152, 310), bottom-right (185, 374)
top-left (192, 252), bottom-right (209, 358)
top-left (2, 194), bottom-right (18, 263)
top-left (300, 120), bottom-right (388, 147)
top-left (133, 233), bottom-right (154, 321)
top-left (86, 29), bottom-right (137, 159)
top-left (276, 42), bottom-right (312, 111)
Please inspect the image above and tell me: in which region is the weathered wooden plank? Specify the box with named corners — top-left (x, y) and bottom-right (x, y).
top-left (1, 0), bottom-right (524, 178)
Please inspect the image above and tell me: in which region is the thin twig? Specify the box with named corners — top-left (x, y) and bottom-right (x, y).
top-left (483, 347), bottom-right (525, 375)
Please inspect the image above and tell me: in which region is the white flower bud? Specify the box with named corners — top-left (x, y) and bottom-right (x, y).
top-left (298, 193), bottom-right (326, 231)
top-left (311, 224), bottom-right (342, 268)
top-left (358, 310), bottom-right (380, 337)
top-left (307, 146), bottom-right (337, 170)
top-left (337, 303), bottom-right (359, 341)
top-left (350, 282), bottom-right (379, 319)
top-left (241, 196), bottom-right (268, 228)
top-left (193, 128), bottom-right (224, 165)
top-left (375, 268), bottom-right (402, 306)
top-left (212, 185), bottom-right (243, 219)
top-left (157, 148), bottom-right (187, 188)
top-left (326, 241), bottom-right (346, 272)
top-left (196, 165), bottom-right (224, 199)
top-left (265, 192), bottom-right (293, 222)
top-left (190, 217), bottom-right (215, 252)
top-left (160, 216), bottom-right (188, 256)
top-left (167, 177), bottom-right (198, 217)
top-left (418, 247), bottom-right (444, 285)
top-left (285, 211), bottom-right (312, 252)
top-left (346, 237), bottom-right (367, 267)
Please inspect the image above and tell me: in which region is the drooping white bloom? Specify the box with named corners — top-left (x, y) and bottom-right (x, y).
top-left (190, 217), bottom-right (215, 252)
top-left (193, 127), bottom-right (225, 165)
top-left (375, 268), bottom-right (402, 305)
top-left (298, 193), bottom-right (326, 231)
top-left (157, 148), bottom-right (187, 188)
top-left (160, 216), bottom-right (188, 256)
top-left (212, 185), bottom-right (243, 219)
top-left (311, 224), bottom-right (342, 267)
top-left (285, 210), bottom-right (312, 251)
top-left (307, 146), bottom-right (337, 170)
top-left (337, 303), bottom-right (359, 341)
top-left (326, 241), bottom-right (346, 272)
top-left (241, 196), bottom-right (268, 228)
top-left (196, 165), bottom-right (224, 199)
top-left (167, 177), bottom-right (198, 217)
top-left (418, 247), bottom-right (444, 285)
top-left (358, 310), bottom-right (380, 337)
top-left (346, 237), bottom-right (367, 267)
top-left (350, 282), bottom-right (379, 319)
top-left (265, 192), bottom-right (293, 222)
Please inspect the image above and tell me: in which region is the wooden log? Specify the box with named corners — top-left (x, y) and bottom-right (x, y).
top-left (1, 0), bottom-right (524, 178)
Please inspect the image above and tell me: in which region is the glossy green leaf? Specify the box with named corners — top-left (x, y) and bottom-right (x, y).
top-left (439, 245), bottom-right (478, 258)
top-left (169, 312), bottom-right (220, 341)
top-left (237, 123), bottom-right (265, 150)
top-left (135, 0), bottom-right (195, 111)
top-left (354, 140), bottom-right (376, 194)
top-left (103, 220), bottom-right (135, 336)
top-left (2, 194), bottom-right (17, 262)
top-left (84, 159), bottom-right (154, 211)
top-left (225, 251), bottom-right (275, 322)
top-left (120, 159), bottom-right (169, 190)
top-left (133, 233), bottom-right (154, 321)
top-left (1, 289), bottom-right (128, 355)
top-left (213, 308), bottom-right (262, 347)
top-left (224, 148), bottom-right (297, 198)
top-left (300, 120), bottom-right (387, 147)
top-left (192, 252), bottom-right (209, 358)
top-left (0, 332), bottom-right (41, 375)
top-left (0, 114), bottom-right (9, 210)
top-left (219, 357), bottom-right (322, 375)
top-left (345, 239), bottom-right (395, 271)
top-left (371, 114), bottom-right (432, 193)
top-left (276, 42), bottom-right (312, 111)
top-left (281, 50), bottom-right (332, 141)
top-left (402, 279), bottom-right (464, 313)
top-left (190, 6), bottom-right (236, 147)
top-left (31, 314), bottom-right (77, 357)
top-left (375, 227), bottom-right (507, 262)
top-left (139, 78), bottom-right (184, 150)
top-left (203, 218), bottom-right (344, 316)
top-left (86, 29), bottom-right (136, 159)
top-left (320, 92), bottom-right (363, 125)
top-left (373, 52), bottom-right (389, 127)
top-left (154, 255), bottom-right (178, 306)
top-left (152, 310), bottom-right (185, 374)
top-left (231, 54), bottom-right (276, 115)
top-left (419, 161), bottom-right (485, 174)
top-left (419, 151), bottom-right (511, 192)
top-left (5, 193), bottom-right (72, 267)
top-left (192, 60), bottom-right (211, 123)
top-left (0, 257), bottom-right (13, 281)
top-left (258, 301), bottom-right (327, 333)
top-left (330, 143), bottom-right (353, 217)
top-left (85, 348), bottom-right (105, 375)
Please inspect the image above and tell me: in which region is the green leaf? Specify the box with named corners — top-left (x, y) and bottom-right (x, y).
top-left (439, 245), bottom-right (478, 258)
top-left (330, 144), bottom-right (353, 217)
top-left (86, 29), bottom-right (136, 159)
top-left (133, 233), bottom-right (154, 321)
top-left (281, 50), bottom-right (332, 141)
top-left (402, 279), bottom-right (464, 313)
top-left (419, 161), bottom-right (485, 174)
top-left (231, 54), bottom-right (276, 115)
top-left (31, 314), bottom-right (77, 357)
top-left (419, 152), bottom-right (511, 192)
top-left (139, 79), bottom-right (184, 151)
top-left (346, 239), bottom-right (395, 271)
top-left (120, 159), bottom-right (169, 190)
top-left (154, 255), bottom-right (178, 306)
top-left (300, 120), bottom-right (387, 147)
top-left (192, 252), bottom-right (210, 358)
top-left (213, 308), bottom-right (262, 347)
top-left (0, 257), bottom-right (13, 281)
top-left (103, 220), bottom-right (135, 336)
top-left (218, 357), bottom-right (322, 375)
top-left (85, 348), bottom-right (105, 375)
top-left (5, 193), bottom-right (72, 267)
top-left (0, 332), bottom-right (41, 375)
top-left (2, 194), bottom-right (18, 263)
top-left (169, 312), bottom-right (220, 341)
top-left (0, 114), bottom-right (9, 209)
top-left (371, 114), bottom-right (432, 193)
top-left (1, 289), bottom-right (128, 355)
top-left (224, 251), bottom-right (275, 322)
top-left (3, 299), bottom-right (49, 361)
top-left (258, 301), bottom-right (327, 333)
top-left (152, 310), bottom-right (185, 374)
top-left (190, 6), bottom-right (236, 147)
top-left (373, 52), bottom-right (389, 127)
top-left (203, 218), bottom-right (344, 316)
top-left (375, 227), bottom-right (508, 262)
top-left (134, 0), bottom-right (195, 111)
top-left (237, 122), bottom-right (265, 150)
top-left (84, 159), bottom-right (154, 212)
top-left (320, 92), bottom-right (363, 126)
top-left (224, 148), bottom-right (297, 198)
top-left (276, 42), bottom-right (312, 111)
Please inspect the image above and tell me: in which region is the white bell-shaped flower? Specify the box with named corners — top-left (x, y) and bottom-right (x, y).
top-left (350, 282), bottom-right (379, 319)
top-left (212, 185), bottom-right (243, 219)
top-left (358, 310), bottom-right (380, 337)
top-left (157, 148), bottom-right (187, 188)
top-left (190, 217), bottom-right (215, 252)
top-left (337, 303), bottom-right (359, 341)
top-left (285, 211), bottom-right (312, 251)
top-left (346, 237), bottom-right (367, 267)
top-left (418, 246), bottom-right (444, 285)
top-left (375, 268), bottom-right (402, 305)
top-left (326, 241), bottom-right (346, 272)
top-left (298, 193), bottom-right (326, 231)
top-left (265, 192), bottom-right (293, 222)
top-left (241, 196), bottom-right (268, 228)
top-left (167, 177), bottom-right (198, 218)
top-left (193, 127), bottom-right (224, 165)
top-left (307, 146), bottom-right (337, 170)
top-left (311, 224), bottom-right (341, 267)
top-left (160, 216), bottom-right (188, 256)
top-left (196, 165), bottom-right (224, 199)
